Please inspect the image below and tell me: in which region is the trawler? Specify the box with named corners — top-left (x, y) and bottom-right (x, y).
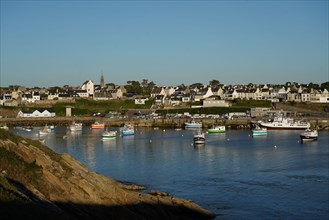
top-left (259, 115), bottom-right (310, 130)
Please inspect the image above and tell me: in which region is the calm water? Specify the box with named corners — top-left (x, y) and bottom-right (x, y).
top-left (12, 126), bottom-right (329, 219)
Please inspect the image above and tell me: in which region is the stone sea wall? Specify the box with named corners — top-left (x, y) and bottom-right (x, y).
top-left (1, 117), bottom-right (328, 130)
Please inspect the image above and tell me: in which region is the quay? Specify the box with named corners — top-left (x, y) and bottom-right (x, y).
top-left (1, 117), bottom-right (328, 130)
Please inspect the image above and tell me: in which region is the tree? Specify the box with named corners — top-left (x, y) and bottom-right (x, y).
top-left (145, 81), bottom-right (156, 95)
top-left (308, 82), bottom-right (319, 89)
top-left (320, 82), bottom-right (329, 90)
top-left (190, 83), bottom-right (203, 89)
top-left (141, 79), bottom-right (148, 88)
top-left (209, 80), bottom-right (220, 89)
top-left (125, 81), bottom-right (143, 95)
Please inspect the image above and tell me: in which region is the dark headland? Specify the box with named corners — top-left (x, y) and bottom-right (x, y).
top-left (0, 129), bottom-right (215, 220)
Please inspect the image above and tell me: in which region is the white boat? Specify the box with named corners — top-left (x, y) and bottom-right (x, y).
top-left (0, 125), bottom-right (9, 130)
top-left (194, 131), bottom-right (205, 145)
top-left (185, 120), bottom-right (202, 128)
top-left (23, 127), bottom-right (33, 132)
top-left (39, 125), bottom-right (51, 135)
top-left (300, 129), bottom-right (318, 142)
top-left (259, 115), bottom-right (310, 130)
top-left (208, 125), bottom-right (225, 134)
top-left (69, 122), bottom-right (82, 131)
top-left (102, 130), bottom-right (117, 140)
top-left (252, 124), bottom-right (267, 136)
top-left (120, 124), bottom-right (134, 136)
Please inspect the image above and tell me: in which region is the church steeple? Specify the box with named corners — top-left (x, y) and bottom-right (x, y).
top-left (100, 71), bottom-right (104, 88)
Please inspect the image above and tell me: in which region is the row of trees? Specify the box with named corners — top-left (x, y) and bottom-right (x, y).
top-left (124, 79), bottom-right (156, 96)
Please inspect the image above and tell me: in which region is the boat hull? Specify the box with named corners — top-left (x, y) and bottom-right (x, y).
top-left (300, 136), bottom-right (317, 142)
top-left (252, 131), bottom-right (267, 136)
top-left (102, 136), bottom-right (116, 140)
top-left (91, 124), bottom-right (105, 129)
top-left (194, 138), bottom-right (205, 145)
top-left (208, 127), bottom-right (225, 134)
top-left (259, 124), bottom-right (309, 130)
top-left (185, 123), bottom-right (202, 128)
top-left (122, 131), bottom-right (134, 136)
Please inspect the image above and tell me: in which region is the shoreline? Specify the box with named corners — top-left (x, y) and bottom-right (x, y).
top-left (1, 117), bottom-right (328, 130)
top-left (0, 129), bottom-right (216, 219)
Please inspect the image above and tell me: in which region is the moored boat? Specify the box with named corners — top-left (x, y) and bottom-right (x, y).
top-left (0, 124), bottom-right (9, 130)
top-left (70, 122), bottom-right (82, 131)
top-left (185, 120), bottom-right (202, 128)
top-left (208, 125), bottom-right (225, 134)
top-left (39, 125), bottom-right (51, 135)
top-left (194, 131), bottom-right (205, 145)
top-left (252, 125), bottom-right (267, 136)
top-left (259, 115), bottom-right (310, 130)
top-left (300, 129), bottom-right (318, 142)
top-left (102, 130), bottom-right (117, 140)
top-left (91, 122), bottom-right (105, 129)
top-left (120, 124), bottom-right (135, 136)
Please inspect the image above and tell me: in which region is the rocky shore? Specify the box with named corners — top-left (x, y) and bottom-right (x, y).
top-left (0, 129), bottom-right (215, 220)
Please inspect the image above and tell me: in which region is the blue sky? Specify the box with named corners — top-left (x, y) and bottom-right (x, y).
top-left (1, 0), bottom-right (328, 88)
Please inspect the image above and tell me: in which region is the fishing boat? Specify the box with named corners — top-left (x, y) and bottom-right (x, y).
top-left (69, 122), bottom-right (82, 131)
top-left (102, 130), bottom-right (117, 140)
top-left (194, 131), bottom-right (205, 145)
top-left (91, 122), bottom-right (105, 129)
top-left (208, 125), bottom-right (225, 134)
top-left (300, 129), bottom-right (318, 142)
top-left (185, 120), bottom-right (202, 128)
top-left (252, 124), bottom-right (267, 136)
top-left (259, 115), bottom-right (310, 130)
top-left (120, 124), bottom-right (135, 136)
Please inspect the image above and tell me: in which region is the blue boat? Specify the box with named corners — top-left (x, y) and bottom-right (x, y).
top-left (185, 120), bottom-right (202, 128)
top-left (120, 125), bottom-right (135, 136)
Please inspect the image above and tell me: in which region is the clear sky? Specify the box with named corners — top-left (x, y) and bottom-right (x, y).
top-left (1, 0), bottom-right (328, 88)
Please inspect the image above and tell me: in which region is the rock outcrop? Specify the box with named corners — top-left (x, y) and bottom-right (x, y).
top-left (0, 129), bottom-right (215, 219)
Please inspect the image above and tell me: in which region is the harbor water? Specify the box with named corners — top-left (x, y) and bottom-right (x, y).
top-left (12, 127), bottom-right (329, 219)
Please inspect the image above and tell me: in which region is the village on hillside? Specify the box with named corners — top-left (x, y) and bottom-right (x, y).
top-left (1, 74), bottom-right (329, 109)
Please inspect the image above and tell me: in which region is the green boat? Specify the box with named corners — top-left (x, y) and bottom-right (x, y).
top-left (208, 126), bottom-right (226, 133)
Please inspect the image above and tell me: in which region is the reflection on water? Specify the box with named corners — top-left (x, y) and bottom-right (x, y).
top-left (11, 126), bottom-right (329, 220)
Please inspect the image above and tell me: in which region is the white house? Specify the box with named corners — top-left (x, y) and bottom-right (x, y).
top-left (203, 100), bottom-right (230, 107)
top-left (165, 87), bottom-right (176, 97)
top-left (194, 87), bottom-right (214, 101)
top-left (135, 98), bottom-right (148, 105)
top-left (21, 93), bottom-right (34, 103)
top-left (17, 110), bottom-right (56, 118)
top-left (182, 94), bottom-right (191, 103)
top-left (76, 90), bottom-right (88, 98)
top-left (81, 80), bottom-right (94, 97)
top-left (151, 87), bottom-right (166, 98)
top-left (32, 92), bottom-right (40, 102)
top-left (301, 90), bottom-right (311, 102)
top-left (22, 91), bottom-right (41, 103)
